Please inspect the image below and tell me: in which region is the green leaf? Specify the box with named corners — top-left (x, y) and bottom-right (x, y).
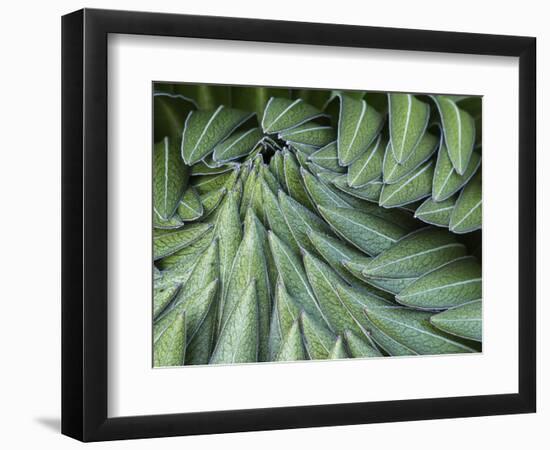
top-left (300, 311), bottom-right (335, 359)
top-left (274, 277), bottom-right (300, 336)
top-left (361, 228), bottom-right (467, 279)
top-left (191, 160), bottom-right (235, 176)
top-left (269, 150), bottom-right (285, 186)
top-left (215, 189), bottom-right (243, 310)
top-left (200, 187), bottom-right (227, 217)
top-left (262, 97), bottom-right (324, 134)
top-left (342, 258), bottom-right (416, 295)
top-left (153, 312), bottom-right (186, 367)
top-left (210, 280), bottom-right (259, 364)
top-left (432, 95), bottom-right (476, 175)
top-left (177, 187), bottom-right (203, 221)
top-left (308, 142), bottom-right (346, 173)
top-left (308, 230), bottom-right (364, 283)
top-left (414, 195), bottom-right (457, 228)
top-left (153, 212), bottom-right (185, 230)
top-left (449, 171), bottom-right (482, 233)
top-left (182, 106), bottom-right (253, 165)
top-left (430, 300), bottom-right (482, 342)
top-left (303, 251), bottom-right (377, 342)
top-left (318, 205), bottom-right (408, 255)
top-left (268, 231), bottom-right (327, 325)
top-left (332, 175), bottom-right (383, 202)
top-left (261, 180), bottom-right (300, 254)
top-left (212, 128), bottom-right (264, 163)
top-left (301, 167), bottom-right (354, 212)
top-left (276, 318), bottom-right (307, 361)
top-left (336, 94), bottom-right (384, 166)
top-left (365, 306), bottom-right (477, 354)
top-left (347, 135), bottom-right (385, 187)
top-left (283, 150), bottom-right (315, 210)
top-left (379, 160), bottom-right (434, 208)
top-left (334, 284), bottom-right (415, 355)
top-left (154, 279), bottom-right (218, 347)
top-left (153, 284), bottom-right (179, 319)
top-left (153, 137), bottom-right (189, 220)
top-left (192, 170), bottom-right (234, 195)
top-left (432, 139), bottom-right (481, 201)
top-left (185, 302), bottom-right (216, 365)
top-left (232, 86), bottom-right (290, 120)
top-left (383, 132), bottom-right (438, 184)
top-left (293, 89), bottom-right (331, 109)
top-left (153, 93), bottom-right (196, 143)
top-left (344, 330), bottom-right (382, 358)
top-left (221, 210), bottom-right (271, 360)
top-left (328, 336), bottom-right (348, 359)
top-left (396, 256), bottom-right (481, 310)
top-left (156, 227), bottom-right (214, 270)
top-left (173, 84), bottom-right (231, 110)
top-left (279, 123), bottom-right (336, 147)
top-left (153, 223), bottom-right (213, 260)
top-left (278, 190), bottom-right (331, 253)
top-left (388, 93), bottom-right (430, 163)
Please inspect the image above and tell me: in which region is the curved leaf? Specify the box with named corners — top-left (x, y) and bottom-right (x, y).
top-left (449, 171), bottom-right (482, 233)
top-left (430, 300), bottom-right (482, 342)
top-left (318, 205), bottom-right (408, 255)
top-left (153, 223), bottom-right (213, 260)
top-left (344, 330), bottom-right (382, 358)
top-left (210, 280), bottom-right (259, 364)
top-left (153, 312), bottom-right (186, 367)
top-left (388, 93), bottom-right (430, 163)
top-left (396, 256), bottom-right (481, 310)
top-left (347, 135), bottom-right (385, 187)
top-left (379, 160), bottom-right (434, 208)
top-left (153, 137), bottom-right (189, 220)
top-left (336, 94), bottom-right (384, 166)
top-left (414, 195), bottom-right (457, 228)
top-left (275, 318), bottom-right (306, 361)
top-left (308, 142), bottom-right (346, 173)
top-left (432, 95), bottom-right (476, 175)
top-left (362, 228), bottom-right (466, 279)
top-left (279, 123), bottom-right (336, 147)
top-left (262, 97), bottom-right (324, 134)
top-left (177, 186), bottom-right (203, 221)
top-left (182, 106), bottom-right (253, 165)
top-left (212, 128), bottom-right (263, 163)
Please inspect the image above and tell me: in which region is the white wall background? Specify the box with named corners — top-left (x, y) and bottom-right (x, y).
top-left (0, 1), bottom-right (546, 448)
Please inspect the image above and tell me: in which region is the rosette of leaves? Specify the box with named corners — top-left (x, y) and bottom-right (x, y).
top-left (152, 84), bottom-right (482, 367)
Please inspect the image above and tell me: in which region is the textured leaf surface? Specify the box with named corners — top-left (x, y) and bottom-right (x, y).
top-left (262, 98), bottom-right (323, 134)
top-left (279, 124), bottom-right (336, 147)
top-left (336, 95), bottom-right (384, 166)
top-left (221, 211), bottom-right (271, 360)
top-left (449, 171), bottom-right (482, 233)
top-left (213, 128), bottom-right (263, 163)
top-left (182, 106), bottom-right (253, 165)
top-left (153, 223), bottom-right (213, 260)
top-left (396, 256), bottom-right (481, 309)
top-left (433, 95), bottom-right (476, 175)
top-left (232, 86), bottom-right (290, 119)
top-left (177, 187), bottom-right (203, 221)
top-left (365, 306), bottom-right (477, 354)
top-left (388, 93), bottom-right (430, 163)
top-left (268, 232), bottom-right (327, 325)
top-left (210, 281), bottom-right (259, 364)
top-left (153, 137), bottom-right (189, 220)
top-left (414, 196), bottom-right (457, 227)
top-left (383, 132), bottom-right (438, 184)
top-left (153, 312), bottom-right (186, 367)
top-left (347, 135), bottom-right (385, 187)
top-left (300, 311), bottom-right (335, 360)
top-left (328, 336), bottom-right (348, 359)
top-left (283, 150), bottom-right (315, 210)
top-left (332, 176), bottom-right (383, 202)
top-left (379, 161), bottom-right (434, 208)
top-left (431, 300), bottom-right (482, 342)
top-left (154, 93), bottom-right (196, 143)
top-left (344, 330), bottom-right (382, 357)
top-left (362, 228), bottom-right (466, 279)
top-left (308, 142), bottom-right (346, 173)
top-left (433, 142), bottom-right (481, 201)
top-left (276, 319), bottom-right (306, 361)
top-left (318, 205), bottom-right (407, 255)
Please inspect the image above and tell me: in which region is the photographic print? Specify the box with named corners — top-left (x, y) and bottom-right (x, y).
top-left (152, 83), bottom-right (482, 367)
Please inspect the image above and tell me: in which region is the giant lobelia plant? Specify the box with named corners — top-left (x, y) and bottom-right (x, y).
top-left (152, 84), bottom-right (482, 367)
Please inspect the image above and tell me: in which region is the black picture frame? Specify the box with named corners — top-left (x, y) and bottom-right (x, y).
top-left (62, 8), bottom-right (536, 442)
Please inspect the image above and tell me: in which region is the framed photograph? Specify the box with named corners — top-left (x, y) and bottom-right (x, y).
top-left (62, 8), bottom-right (536, 442)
